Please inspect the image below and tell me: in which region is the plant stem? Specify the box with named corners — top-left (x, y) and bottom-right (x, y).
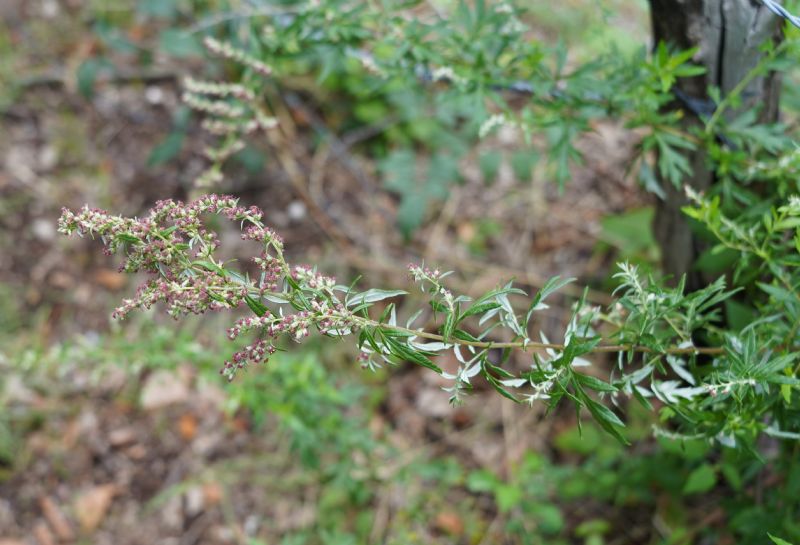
top-left (355, 317), bottom-right (725, 356)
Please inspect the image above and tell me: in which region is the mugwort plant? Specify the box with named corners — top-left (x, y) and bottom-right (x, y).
top-left (51, 2), bottom-right (800, 542)
top-left (59, 191), bottom-right (800, 447)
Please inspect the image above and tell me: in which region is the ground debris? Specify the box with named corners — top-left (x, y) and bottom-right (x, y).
top-left (38, 496), bottom-right (74, 541)
top-left (140, 370), bottom-right (190, 410)
top-left (73, 484), bottom-right (117, 533)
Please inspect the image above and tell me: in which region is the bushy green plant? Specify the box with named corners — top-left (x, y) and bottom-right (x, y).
top-left (55, 1), bottom-right (800, 543)
top-left (57, 188), bottom-right (800, 449)
top-left (174, 1), bottom-right (799, 222)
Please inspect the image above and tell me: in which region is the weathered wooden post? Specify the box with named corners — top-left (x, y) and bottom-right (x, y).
top-left (648, 0), bottom-right (782, 287)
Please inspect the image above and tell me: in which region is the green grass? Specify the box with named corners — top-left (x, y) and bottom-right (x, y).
top-left (1, 311), bottom-right (747, 544)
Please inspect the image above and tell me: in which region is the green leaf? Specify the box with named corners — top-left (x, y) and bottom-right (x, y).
top-left (172, 106), bottom-right (192, 131)
top-left (574, 519), bottom-right (610, 538)
top-left (116, 233), bottom-right (140, 244)
top-left (459, 301), bottom-right (501, 321)
top-left (360, 328), bottom-right (383, 356)
top-left (600, 208), bottom-right (657, 259)
top-left (483, 369), bottom-right (519, 402)
top-left (767, 375), bottom-right (800, 385)
top-left (720, 463), bottom-right (742, 491)
top-left (395, 189), bottom-right (427, 237)
top-left (584, 397), bottom-right (624, 428)
top-left (466, 470), bottom-right (497, 492)
top-left (495, 483), bottom-right (522, 513)
top-left (76, 57), bottom-right (114, 98)
top-left (531, 503), bottom-right (565, 535)
top-left (383, 337), bottom-right (442, 373)
top-left (207, 291), bottom-right (227, 304)
top-left (574, 373), bottom-right (617, 393)
top-left (138, 0), bottom-right (177, 18)
top-left (452, 329), bottom-right (480, 342)
top-left (381, 150), bottom-right (416, 193)
top-left (346, 289), bottom-right (407, 307)
top-left (476, 284), bottom-right (529, 304)
top-left (93, 22), bottom-right (139, 54)
top-left (225, 269), bottom-right (248, 286)
top-left (478, 150), bottom-right (502, 185)
top-left (630, 385), bottom-right (653, 411)
top-left (381, 150), bottom-right (424, 237)
top-left (159, 29), bottom-right (204, 58)
top-left (233, 145), bottom-right (266, 174)
top-left (244, 295), bottom-right (268, 317)
top-left (559, 335), bottom-right (602, 366)
top-left (529, 276), bottom-right (575, 315)
top-left (193, 260), bottom-right (224, 275)
top-left (638, 161), bottom-right (665, 199)
top-left (724, 299), bottom-right (757, 332)
top-left (378, 303), bottom-right (395, 324)
top-left (485, 362), bottom-right (516, 380)
top-left (781, 383), bottom-right (792, 404)
top-left (683, 463), bottom-right (717, 495)
top-left (653, 131), bottom-right (693, 187)
top-left (442, 311), bottom-right (456, 341)
top-left (577, 387), bottom-right (627, 444)
top-left (775, 217), bottom-right (800, 230)
top-left (148, 132), bottom-right (185, 167)
top-left (511, 150), bottom-right (537, 183)
top-left (768, 534), bottom-right (795, 545)
top-left (758, 282), bottom-right (798, 305)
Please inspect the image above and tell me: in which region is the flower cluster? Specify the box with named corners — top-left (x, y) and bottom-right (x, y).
top-left (113, 275), bottom-right (249, 320)
top-left (183, 77), bottom-right (256, 101)
top-left (181, 93), bottom-right (247, 118)
top-left (227, 315), bottom-right (274, 340)
top-left (204, 139), bottom-right (246, 163)
top-left (200, 115), bottom-right (278, 137)
top-left (203, 37), bottom-right (273, 77)
top-left (221, 299), bottom-right (357, 379)
top-left (407, 263), bottom-right (443, 282)
top-left (222, 340), bottom-right (277, 380)
top-left (219, 299), bottom-right (357, 380)
top-left (309, 300), bottom-right (356, 336)
top-left (408, 263), bottom-right (455, 311)
top-left (59, 196), bottom-right (265, 315)
top-left (59, 195), bottom-right (366, 380)
top-left (478, 114), bottom-right (509, 139)
top-left (181, 40), bottom-right (278, 190)
top-left (292, 265), bottom-right (336, 292)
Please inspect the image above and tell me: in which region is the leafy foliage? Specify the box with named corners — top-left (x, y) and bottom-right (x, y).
top-left (169, 0), bottom-right (770, 231)
top-left (58, 189), bottom-right (800, 453)
top-left (50, 2), bottom-right (800, 543)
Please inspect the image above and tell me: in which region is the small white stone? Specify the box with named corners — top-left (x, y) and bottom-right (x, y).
top-left (37, 145), bottom-right (59, 171)
top-left (31, 218), bottom-right (56, 241)
top-left (184, 486), bottom-right (204, 517)
top-left (145, 86), bottom-right (164, 105)
top-left (160, 496), bottom-right (182, 529)
top-left (140, 370), bottom-right (189, 410)
top-left (243, 514), bottom-right (260, 536)
top-left (287, 200), bottom-right (306, 221)
top-left (41, 0), bottom-right (59, 17)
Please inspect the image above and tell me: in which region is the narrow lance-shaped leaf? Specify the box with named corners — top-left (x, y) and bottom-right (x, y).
top-left (574, 372), bottom-right (618, 393)
top-left (459, 301), bottom-right (501, 321)
top-left (346, 288), bottom-right (408, 307)
top-left (383, 336), bottom-right (442, 373)
top-left (245, 294), bottom-right (268, 317)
